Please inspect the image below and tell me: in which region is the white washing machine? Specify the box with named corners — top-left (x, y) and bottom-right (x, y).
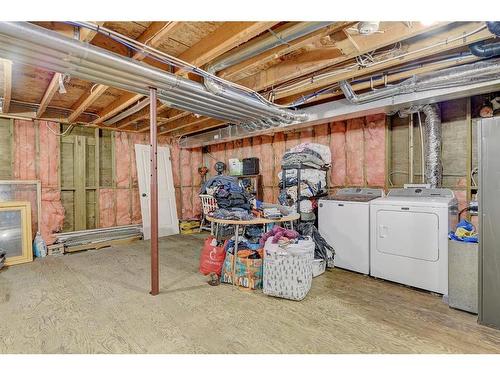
top-left (370, 187), bottom-right (458, 294)
top-left (318, 188), bottom-right (384, 274)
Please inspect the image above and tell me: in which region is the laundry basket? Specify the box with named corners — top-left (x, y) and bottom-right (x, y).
top-left (199, 194), bottom-right (218, 233)
top-left (263, 237), bottom-right (315, 301)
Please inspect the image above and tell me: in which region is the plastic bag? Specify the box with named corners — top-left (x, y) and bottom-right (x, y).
top-left (221, 239), bottom-right (263, 289)
top-left (296, 222), bottom-right (335, 267)
top-left (33, 231), bottom-right (47, 258)
top-left (199, 236), bottom-right (226, 276)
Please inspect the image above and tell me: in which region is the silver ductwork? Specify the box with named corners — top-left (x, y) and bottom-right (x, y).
top-left (0, 22), bottom-right (305, 126)
top-left (179, 69), bottom-right (500, 148)
top-left (207, 22), bottom-right (334, 74)
top-left (204, 21), bottom-right (334, 104)
top-left (421, 104), bottom-right (442, 188)
top-left (340, 58), bottom-right (500, 104)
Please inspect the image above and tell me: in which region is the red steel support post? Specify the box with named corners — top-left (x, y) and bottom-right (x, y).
top-left (150, 87), bottom-right (159, 296)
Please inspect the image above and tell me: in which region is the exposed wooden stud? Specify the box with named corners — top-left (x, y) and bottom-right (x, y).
top-left (2, 59), bottom-right (12, 113)
top-left (465, 97), bottom-right (472, 219)
top-left (94, 127), bottom-right (100, 228)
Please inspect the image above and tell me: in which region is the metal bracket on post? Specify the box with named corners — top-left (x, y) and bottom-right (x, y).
top-left (149, 87), bottom-right (159, 296)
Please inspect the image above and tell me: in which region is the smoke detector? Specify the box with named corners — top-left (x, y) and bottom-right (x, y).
top-left (346, 22), bottom-right (383, 36)
top-left (358, 22), bottom-right (380, 35)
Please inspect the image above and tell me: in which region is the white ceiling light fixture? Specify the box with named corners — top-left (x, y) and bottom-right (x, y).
top-left (58, 73), bottom-right (68, 94)
top-left (347, 22), bottom-right (382, 36)
top-left (420, 20), bottom-right (438, 27)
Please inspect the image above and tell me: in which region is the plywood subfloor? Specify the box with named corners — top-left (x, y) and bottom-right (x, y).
top-left (1, 234), bottom-right (500, 354)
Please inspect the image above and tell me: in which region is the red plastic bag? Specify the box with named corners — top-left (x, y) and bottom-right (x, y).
top-left (199, 236), bottom-right (226, 276)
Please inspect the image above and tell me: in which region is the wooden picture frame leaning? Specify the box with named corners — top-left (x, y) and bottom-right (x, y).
top-left (0, 201), bottom-right (33, 266)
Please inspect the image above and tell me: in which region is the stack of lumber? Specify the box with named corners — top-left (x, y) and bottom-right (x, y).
top-left (54, 225), bottom-right (142, 253)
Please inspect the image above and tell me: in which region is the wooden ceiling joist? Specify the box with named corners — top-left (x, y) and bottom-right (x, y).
top-left (2, 59), bottom-right (12, 113)
top-left (218, 22), bottom-right (353, 81)
top-left (235, 22), bottom-right (452, 93)
top-left (109, 21), bottom-right (277, 130)
top-left (176, 22), bottom-right (279, 70)
top-left (272, 22), bottom-right (492, 100)
top-left (67, 22), bottom-right (181, 124)
top-left (36, 22), bottom-right (103, 118)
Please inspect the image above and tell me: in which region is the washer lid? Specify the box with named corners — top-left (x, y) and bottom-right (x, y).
top-left (321, 187), bottom-right (384, 202)
top-left (371, 195), bottom-right (457, 208)
top-left (387, 187), bottom-right (455, 198)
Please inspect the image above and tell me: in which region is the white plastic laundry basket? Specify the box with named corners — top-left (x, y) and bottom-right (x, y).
top-left (263, 237), bottom-right (315, 301)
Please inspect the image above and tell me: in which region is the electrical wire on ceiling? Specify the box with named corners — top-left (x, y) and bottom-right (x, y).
top-left (65, 21), bottom-right (299, 110)
top-left (267, 24), bottom-right (488, 105)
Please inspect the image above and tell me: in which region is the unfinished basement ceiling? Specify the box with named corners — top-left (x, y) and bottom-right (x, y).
top-left (0, 21), bottom-right (499, 137)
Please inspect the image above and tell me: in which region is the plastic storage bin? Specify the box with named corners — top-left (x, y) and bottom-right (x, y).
top-left (263, 237), bottom-right (315, 301)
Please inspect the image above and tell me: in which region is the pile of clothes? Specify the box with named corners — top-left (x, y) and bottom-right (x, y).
top-left (278, 143), bottom-right (331, 219)
top-left (201, 175), bottom-right (254, 220)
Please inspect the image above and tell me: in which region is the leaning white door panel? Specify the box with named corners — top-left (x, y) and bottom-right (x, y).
top-left (135, 144), bottom-right (179, 240)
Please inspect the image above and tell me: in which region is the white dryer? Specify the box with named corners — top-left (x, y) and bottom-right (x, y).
top-left (370, 187), bottom-right (458, 294)
top-left (318, 188), bottom-right (384, 274)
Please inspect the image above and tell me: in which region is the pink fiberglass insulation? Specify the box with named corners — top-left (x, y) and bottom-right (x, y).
top-left (181, 187), bottom-right (193, 219)
top-left (115, 189), bottom-right (132, 226)
top-left (233, 139), bottom-right (243, 159)
top-left (263, 187), bottom-right (274, 203)
top-left (38, 121), bottom-right (60, 188)
top-left (99, 189), bottom-right (116, 228)
top-left (260, 135), bottom-right (274, 188)
top-left (285, 132), bottom-right (300, 151)
top-left (330, 121), bottom-right (346, 186)
top-left (115, 132), bottom-right (131, 188)
top-left (364, 114), bottom-right (386, 187)
top-left (129, 133), bottom-right (147, 188)
top-left (300, 129), bottom-right (314, 144)
top-left (131, 188), bottom-right (142, 224)
top-left (315, 123), bottom-right (330, 147)
top-left (13, 119), bottom-right (37, 180)
top-left (190, 147), bottom-right (203, 187)
top-left (180, 148), bottom-right (192, 187)
top-left (41, 188), bottom-right (64, 245)
top-left (241, 138), bottom-right (252, 159)
top-left (224, 141), bottom-right (237, 163)
top-left (273, 132), bottom-right (286, 186)
top-left (346, 118), bottom-right (365, 186)
top-left (170, 142), bottom-right (181, 188)
top-left (252, 136), bottom-right (262, 159)
top-left (192, 187), bottom-right (201, 218)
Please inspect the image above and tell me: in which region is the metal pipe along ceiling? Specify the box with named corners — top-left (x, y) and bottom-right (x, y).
top-left (339, 58), bottom-right (500, 104)
top-left (0, 22), bottom-right (306, 125)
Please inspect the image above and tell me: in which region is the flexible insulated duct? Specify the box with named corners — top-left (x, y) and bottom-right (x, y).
top-left (422, 104), bottom-right (442, 188)
top-left (469, 21), bottom-right (500, 58)
top-left (340, 58), bottom-right (500, 104)
top-left (0, 22), bottom-right (306, 126)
